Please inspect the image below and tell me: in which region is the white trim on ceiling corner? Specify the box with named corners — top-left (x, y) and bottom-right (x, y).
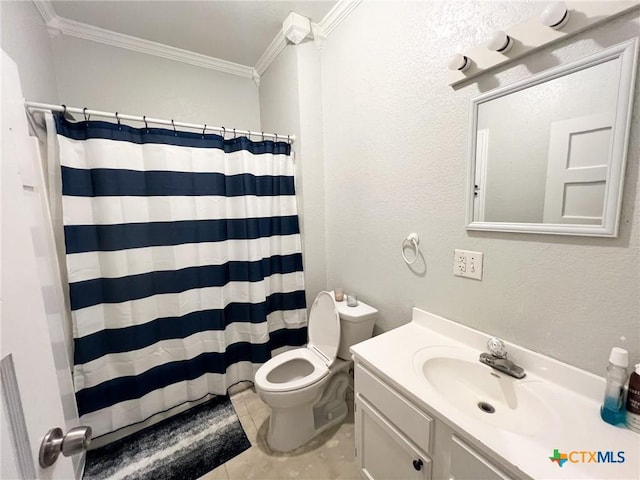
top-left (255, 30), bottom-right (288, 76)
top-left (31, 0), bottom-right (363, 81)
top-left (32, 0), bottom-right (57, 24)
top-left (32, 0), bottom-right (255, 79)
top-left (254, 0), bottom-right (362, 76)
top-left (49, 16), bottom-right (256, 79)
top-left (319, 0), bottom-right (362, 37)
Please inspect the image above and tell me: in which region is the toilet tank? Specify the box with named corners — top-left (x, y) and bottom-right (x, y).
top-left (333, 292), bottom-right (378, 360)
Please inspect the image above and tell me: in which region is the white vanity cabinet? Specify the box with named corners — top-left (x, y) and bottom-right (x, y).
top-left (355, 399), bottom-right (431, 480)
top-left (354, 361), bottom-right (520, 480)
top-left (448, 436), bottom-right (514, 480)
top-left (355, 362), bottom-right (432, 479)
top-left (352, 308), bottom-right (640, 479)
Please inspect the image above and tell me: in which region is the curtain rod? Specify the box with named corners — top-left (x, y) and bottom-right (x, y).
top-left (24, 101), bottom-right (295, 143)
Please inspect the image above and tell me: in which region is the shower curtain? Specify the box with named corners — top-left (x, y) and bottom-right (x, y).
top-left (53, 115), bottom-right (307, 438)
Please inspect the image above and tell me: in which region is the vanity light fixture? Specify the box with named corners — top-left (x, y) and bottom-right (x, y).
top-left (448, 53), bottom-right (471, 72)
top-left (540, 1), bottom-right (570, 30)
top-left (448, 1), bottom-right (635, 86)
top-left (486, 30), bottom-right (514, 53)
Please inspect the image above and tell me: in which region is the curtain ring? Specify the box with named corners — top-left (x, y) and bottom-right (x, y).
top-left (143, 115), bottom-right (148, 129)
top-left (287, 135), bottom-right (291, 144)
top-left (83, 107), bottom-right (89, 121)
top-left (62, 104), bottom-right (67, 117)
top-left (274, 134), bottom-right (278, 143)
top-left (202, 124), bottom-right (207, 135)
top-left (261, 132), bottom-right (265, 142)
top-left (222, 126), bottom-right (226, 139)
top-left (171, 119), bottom-right (176, 131)
top-left (115, 112), bottom-right (120, 125)
top-left (233, 128), bottom-right (236, 139)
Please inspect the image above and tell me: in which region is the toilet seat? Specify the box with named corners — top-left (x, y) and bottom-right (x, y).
top-left (254, 348), bottom-right (330, 393)
top-left (307, 291), bottom-right (340, 365)
top-left (255, 291), bottom-right (341, 393)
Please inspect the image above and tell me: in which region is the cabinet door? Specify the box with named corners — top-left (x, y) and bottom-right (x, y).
top-left (450, 436), bottom-right (514, 480)
top-left (355, 396), bottom-right (431, 480)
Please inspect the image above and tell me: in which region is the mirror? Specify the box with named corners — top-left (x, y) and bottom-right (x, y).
top-left (466, 38), bottom-right (638, 237)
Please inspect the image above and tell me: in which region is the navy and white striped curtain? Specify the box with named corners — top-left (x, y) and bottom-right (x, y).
top-left (54, 115), bottom-right (307, 438)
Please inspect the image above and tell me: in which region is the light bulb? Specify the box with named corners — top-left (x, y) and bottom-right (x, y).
top-left (486, 30), bottom-right (514, 53)
top-left (448, 53), bottom-right (470, 72)
top-left (541, 2), bottom-right (570, 29)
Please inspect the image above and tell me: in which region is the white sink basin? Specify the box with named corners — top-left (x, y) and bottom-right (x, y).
top-left (413, 346), bottom-right (553, 437)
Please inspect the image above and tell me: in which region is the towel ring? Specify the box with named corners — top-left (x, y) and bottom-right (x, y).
top-left (401, 233), bottom-right (420, 265)
top-left (83, 107), bottom-right (90, 121)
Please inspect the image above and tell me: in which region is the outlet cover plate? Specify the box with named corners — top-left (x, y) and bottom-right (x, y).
top-left (453, 249), bottom-right (483, 280)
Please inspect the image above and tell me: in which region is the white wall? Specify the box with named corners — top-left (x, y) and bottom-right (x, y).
top-left (50, 35), bottom-right (260, 129)
top-left (0, 0), bottom-right (60, 103)
top-left (319, 1), bottom-right (640, 376)
top-left (260, 43), bottom-right (328, 308)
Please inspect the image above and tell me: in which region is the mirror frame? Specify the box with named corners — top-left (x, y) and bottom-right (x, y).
top-left (465, 38), bottom-right (638, 237)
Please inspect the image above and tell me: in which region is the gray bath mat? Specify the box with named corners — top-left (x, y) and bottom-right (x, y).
top-left (83, 395), bottom-right (250, 480)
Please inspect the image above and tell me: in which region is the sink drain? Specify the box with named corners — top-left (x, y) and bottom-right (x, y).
top-left (477, 402), bottom-right (495, 414)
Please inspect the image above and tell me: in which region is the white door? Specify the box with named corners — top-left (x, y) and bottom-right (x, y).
top-left (542, 114), bottom-right (612, 224)
top-left (473, 129), bottom-right (489, 222)
top-left (1, 51), bottom-right (84, 479)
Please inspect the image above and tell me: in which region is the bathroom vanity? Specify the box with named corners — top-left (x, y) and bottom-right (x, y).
top-left (351, 308), bottom-right (640, 480)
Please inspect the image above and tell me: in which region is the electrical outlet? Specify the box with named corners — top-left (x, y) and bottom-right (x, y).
top-left (453, 249), bottom-right (483, 280)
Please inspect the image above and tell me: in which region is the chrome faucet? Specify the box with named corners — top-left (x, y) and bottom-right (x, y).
top-left (479, 337), bottom-right (526, 379)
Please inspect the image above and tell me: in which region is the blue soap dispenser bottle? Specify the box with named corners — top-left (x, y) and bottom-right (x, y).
top-left (600, 347), bottom-right (629, 425)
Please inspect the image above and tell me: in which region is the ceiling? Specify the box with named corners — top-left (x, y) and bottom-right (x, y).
top-left (49, 1), bottom-right (337, 67)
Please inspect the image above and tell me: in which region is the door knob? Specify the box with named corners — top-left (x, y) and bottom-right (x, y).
top-left (39, 426), bottom-right (92, 468)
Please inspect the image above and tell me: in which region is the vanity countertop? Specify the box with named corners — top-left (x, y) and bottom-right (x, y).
top-left (351, 307), bottom-right (640, 480)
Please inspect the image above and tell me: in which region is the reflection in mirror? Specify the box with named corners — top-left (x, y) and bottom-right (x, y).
top-left (466, 39), bottom-right (638, 237)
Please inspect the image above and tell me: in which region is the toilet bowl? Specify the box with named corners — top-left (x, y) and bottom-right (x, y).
top-left (255, 290), bottom-right (377, 452)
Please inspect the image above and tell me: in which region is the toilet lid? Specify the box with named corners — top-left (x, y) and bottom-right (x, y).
top-left (307, 291), bottom-right (340, 366)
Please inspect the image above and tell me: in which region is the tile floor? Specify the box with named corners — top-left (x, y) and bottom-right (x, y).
top-left (200, 385), bottom-right (361, 480)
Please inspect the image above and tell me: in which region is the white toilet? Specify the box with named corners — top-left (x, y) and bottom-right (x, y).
top-left (254, 290), bottom-right (377, 452)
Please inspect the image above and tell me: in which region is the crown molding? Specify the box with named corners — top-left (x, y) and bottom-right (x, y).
top-left (31, 0), bottom-right (364, 82)
top-left (49, 17), bottom-right (256, 79)
top-left (255, 0), bottom-right (362, 75)
top-left (32, 1), bottom-right (256, 80)
top-left (32, 0), bottom-right (56, 24)
top-left (318, 0), bottom-right (362, 37)
top-left (254, 29), bottom-right (288, 76)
